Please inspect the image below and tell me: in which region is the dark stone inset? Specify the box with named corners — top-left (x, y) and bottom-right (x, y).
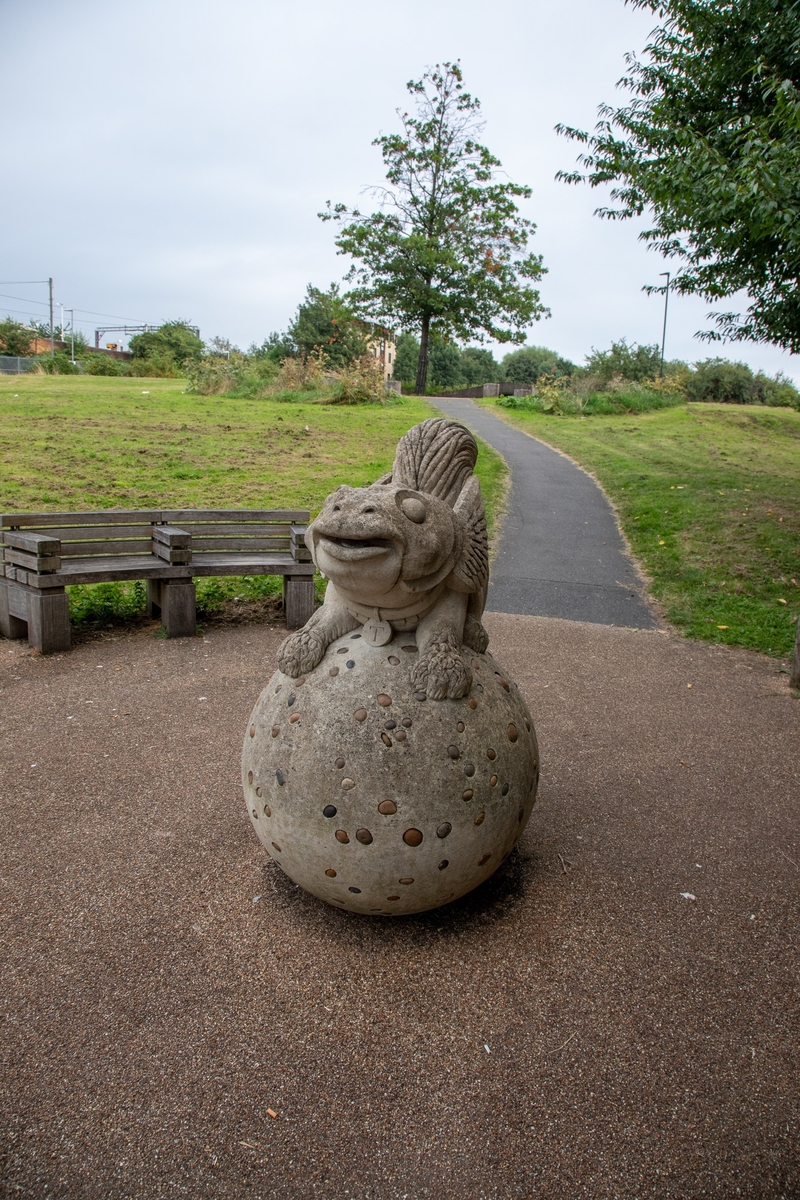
top-left (323, 805), bottom-right (337, 818)
top-left (378, 800), bottom-right (397, 815)
top-left (486, 748), bottom-right (497, 761)
top-left (335, 757), bottom-right (345, 769)
top-left (395, 729), bottom-right (407, 741)
top-left (276, 769), bottom-right (285, 786)
top-left (354, 708), bottom-right (368, 722)
top-left (271, 842), bottom-right (282, 853)
top-left (346, 661), bottom-right (355, 669)
top-left (464, 764), bottom-right (475, 777)
top-left (413, 692), bottom-right (427, 702)
top-left (401, 645), bottom-right (418, 654)
top-left (325, 868), bottom-right (337, 877)
top-left (478, 852), bottom-right (491, 865)
top-left (502, 783), bottom-right (510, 796)
top-left (356, 828), bottom-right (373, 845)
top-left (508, 724), bottom-right (519, 743)
top-left (447, 745), bottom-right (461, 760)
top-left (403, 828), bottom-right (423, 847)
top-left (462, 789), bottom-right (474, 801)
top-left (497, 676), bottom-right (511, 692)
top-left (381, 733), bottom-right (392, 747)
top-left (351, 634), bottom-right (361, 639)
top-left (474, 812), bottom-right (485, 826)
top-left (399, 877), bottom-right (414, 884)
top-left (438, 860), bottom-right (449, 871)
top-left (335, 830), bottom-right (350, 844)
top-left (401, 718), bottom-right (412, 728)
top-left (348, 887), bottom-right (362, 894)
top-left (385, 720), bottom-right (397, 730)
top-left (437, 823), bottom-right (452, 839)
top-left (387, 895), bottom-right (400, 900)
top-left (248, 770), bottom-right (253, 786)
top-left (287, 695), bottom-right (296, 706)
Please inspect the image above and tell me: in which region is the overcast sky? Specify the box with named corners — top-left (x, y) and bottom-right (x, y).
top-left (2, 0), bottom-right (798, 380)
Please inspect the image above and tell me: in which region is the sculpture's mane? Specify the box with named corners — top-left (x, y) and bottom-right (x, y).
top-left (390, 418), bottom-right (477, 508)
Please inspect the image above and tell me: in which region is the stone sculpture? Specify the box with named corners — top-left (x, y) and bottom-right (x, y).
top-left (242, 418), bottom-right (539, 915)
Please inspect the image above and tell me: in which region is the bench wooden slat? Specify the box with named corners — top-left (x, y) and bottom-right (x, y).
top-left (27, 556), bottom-right (193, 587)
top-left (4, 548), bottom-right (61, 572)
top-left (163, 521), bottom-right (294, 537)
top-left (189, 553), bottom-right (315, 578)
top-left (190, 536), bottom-right (290, 552)
top-left (161, 509), bottom-right (309, 523)
top-left (27, 524), bottom-right (155, 543)
top-left (2, 510), bottom-right (161, 527)
top-left (60, 538), bottom-right (154, 556)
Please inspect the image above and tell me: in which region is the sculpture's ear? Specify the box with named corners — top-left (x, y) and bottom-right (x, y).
top-left (446, 474), bottom-right (489, 594)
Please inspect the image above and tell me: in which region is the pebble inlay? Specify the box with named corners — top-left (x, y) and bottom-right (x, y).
top-left (341, 778), bottom-right (355, 791)
top-left (487, 748), bottom-right (497, 761)
top-left (413, 691), bottom-right (427, 702)
top-left (248, 770), bottom-right (253, 785)
top-left (323, 805), bottom-right (337, 818)
top-left (502, 783), bottom-right (510, 796)
top-left (474, 812), bottom-right (485, 825)
top-left (387, 895), bottom-right (400, 901)
top-left (468, 699), bottom-right (478, 710)
top-left (464, 764), bottom-right (475, 777)
top-left (349, 886), bottom-right (361, 893)
top-left (287, 695), bottom-right (296, 706)
top-left (378, 800), bottom-right (397, 815)
top-left (346, 660), bottom-right (355, 669)
top-left (337, 647), bottom-right (349, 654)
top-left (354, 708), bottom-right (368, 722)
top-left (478, 853), bottom-right (492, 865)
top-left (249, 725), bottom-right (255, 738)
top-left (385, 720), bottom-right (396, 730)
top-left (401, 718), bottom-right (412, 728)
top-left (457, 721), bottom-right (465, 733)
top-left (335, 757), bottom-right (345, 769)
top-left (490, 775), bottom-right (498, 787)
top-left (329, 667), bottom-right (339, 677)
top-left (289, 713), bottom-right (301, 724)
top-left (401, 645), bottom-right (417, 653)
top-left (276, 769), bottom-right (285, 786)
top-left (462, 789), bottom-right (474, 801)
top-left (508, 724), bottom-right (519, 742)
top-left (271, 725), bottom-right (280, 738)
top-left (395, 729), bottom-right (407, 741)
top-left (335, 830), bottom-right (350, 844)
top-left (377, 694), bottom-right (392, 707)
top-left (399, 877), bottom-right (414, 884)
top-left (403, 828), bottom-right (423, 846)
top-left (325, 868), bottom-right (337, 877)
top-left (437, 823), bottom-right (452, 838)
top-left (381, 733), bottom-right (392, 747)
top-left (272, 842), bottom-right (282, 853)
top-left (388, 656), bottom-right (400, 665)
top-left (356, 828), bottom-right (373, 845)
top-left (447, 745), bottom-right (461, 760)
top-left (438, 860), bottom-right (449, 871)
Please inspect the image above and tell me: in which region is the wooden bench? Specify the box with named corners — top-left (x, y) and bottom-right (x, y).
top-left (0, 508), bottom-right (315, 654)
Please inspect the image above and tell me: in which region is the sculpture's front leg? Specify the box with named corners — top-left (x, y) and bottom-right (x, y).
top-left (411, 589), bottom-right (471, 700)
top-left (277, 582), bottom-right (359, 677)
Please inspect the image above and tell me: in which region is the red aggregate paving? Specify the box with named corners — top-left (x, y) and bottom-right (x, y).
top-left (1, 613), bottom-right (798, 1199)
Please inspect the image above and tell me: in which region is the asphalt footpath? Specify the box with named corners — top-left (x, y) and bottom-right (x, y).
top-left (431, 396), bottom-right (660, 628)
top-left (2, 616), bottom-right (798, 1199)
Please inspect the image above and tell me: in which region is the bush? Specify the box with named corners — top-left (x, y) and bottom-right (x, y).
top-left (501, 345), bottom-right (576, 385)
top-left (129, 321), bottom-right (203, 370)
top-left (0, 318), bottom-right (34, 357)
top-left (30, 350), bottom-right (82, 375)
top-left (686, 358), bottom-right (800, 407)
top-left (585, 339), bottom-right (662, 384)
top-left (328, 355), bottom-right (389, 405)
top-left (83, 353), bottom-right (130, 376)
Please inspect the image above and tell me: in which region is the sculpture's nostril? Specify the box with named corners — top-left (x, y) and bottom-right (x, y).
top-left (362, 506), bottom-right (375, 514)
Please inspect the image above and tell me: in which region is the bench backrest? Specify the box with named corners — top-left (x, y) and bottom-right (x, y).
top-left (1, 509), bottom-right (311, 565)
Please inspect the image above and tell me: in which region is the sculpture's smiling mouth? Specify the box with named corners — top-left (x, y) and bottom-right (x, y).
top-left (317, 534), bottom-right (394, 560)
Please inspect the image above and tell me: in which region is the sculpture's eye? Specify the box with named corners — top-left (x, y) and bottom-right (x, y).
top-left (401, 497), bottom-right (427, 524)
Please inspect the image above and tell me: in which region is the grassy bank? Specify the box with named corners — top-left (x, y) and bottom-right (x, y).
top-left (0, 376), bottom-right (507, 628)
top-left (480, 399), bottom-right (800, 658)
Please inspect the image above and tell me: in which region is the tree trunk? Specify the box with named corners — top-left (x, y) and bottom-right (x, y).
top-left (415, 314), bottom-right (431, 395)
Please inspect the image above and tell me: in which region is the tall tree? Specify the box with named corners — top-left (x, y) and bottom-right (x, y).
top-left (557, 0), bottom-right (800, 352)
top-left (288, 284), bottom-right (368, 367)
top-left (322, 61), bottom-right (547, 394)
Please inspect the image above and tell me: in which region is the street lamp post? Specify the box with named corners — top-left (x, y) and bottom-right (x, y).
top-left (66, 309), bottom-right (75, 364)
top-left (659, 271), bottom-right (671, 377)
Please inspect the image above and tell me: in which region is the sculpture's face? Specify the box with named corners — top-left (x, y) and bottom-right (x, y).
top-left (308, 483), bottom-right (459, 597)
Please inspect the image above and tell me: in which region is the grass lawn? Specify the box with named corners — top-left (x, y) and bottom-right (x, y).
top-left (478, 398), bottom-right (800, 658)
top-left (0, 375), bottom-right (507, 626)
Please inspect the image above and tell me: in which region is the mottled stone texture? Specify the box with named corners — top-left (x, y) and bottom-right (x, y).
top-left (243, 631), bottom-right (539, 915)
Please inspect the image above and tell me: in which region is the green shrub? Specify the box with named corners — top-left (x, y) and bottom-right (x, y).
top-left (83, 353), bottom-right (130, 376)
top-left (0, 318), bottom-right (34, 356)
top-left (686, 358), bottom-right (800, 407)
top-left (585, 338), bottom-right (662, 383)
top-left (68, 580), bottom-right (147, 626)
top-left (501, 345), bottom-right (576, 385)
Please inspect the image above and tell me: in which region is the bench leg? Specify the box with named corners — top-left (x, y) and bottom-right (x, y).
top-left (283, 575), bottom-right (315, 630)
top-left (27, 588), bottom-right (71, 654)
top-left (161, 579), bottom-right (196, 638)
top-left (146, 579), bottom-right (162, 617)
top-left (0, 579), bottom-right (27, 640)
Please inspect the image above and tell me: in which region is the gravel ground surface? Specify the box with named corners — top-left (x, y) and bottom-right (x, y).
top-left (1, 615), bottom-right (798, 1199)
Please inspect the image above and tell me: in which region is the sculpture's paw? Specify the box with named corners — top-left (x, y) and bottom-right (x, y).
top-left (463, 615), bottom-right (489, 655)
top-left (412, 640), bottom-right (472, 701)
top-left (277, 626), bottom-right (327, 677)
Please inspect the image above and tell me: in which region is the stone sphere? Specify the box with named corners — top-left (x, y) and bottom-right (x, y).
top-left (242, 631), bottom-right (539, 915)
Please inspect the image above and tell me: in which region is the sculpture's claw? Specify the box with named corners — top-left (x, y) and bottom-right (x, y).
top-left (412, 637), bottom-right (472, 700)
top-left (463, 615), bottom-right (489, 655)
top-left (277, 626), bottom-right (328, 677)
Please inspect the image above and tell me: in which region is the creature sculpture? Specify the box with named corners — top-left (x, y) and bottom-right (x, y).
top-left (278, 418), bottom-right (489, 699)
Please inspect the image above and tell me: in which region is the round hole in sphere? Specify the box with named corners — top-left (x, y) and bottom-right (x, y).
top-left (264, 805), bottom-right (271, 817)
top-left (325, 868), bottom-right (337, 878)
top-left (348, 887), bottom-right (361, 894)
top-left (525, 718), bottom-right (532, 732)
top-left (518, 808), bottom-right (525, 822)
top-left (438, 860), bottom-right (449, 871)
top-left (378, 800), bottom-right (397, 815)
top-left (356, 828), bottom-right (373, 845)
top-left (335, 830), bottom-right (350, 844)
top-left (403, 828), bottom-right (423, 847)
top-left (337, 647), bottom-right (349, 654)
top-left (323, 805), bottom-right (337, 818)
top-left (351, 633), bottom-right (361, 639)
top-left (462, 789), bottom-right (474, 801)
top-left (437, 823), bottom-right (452, 839)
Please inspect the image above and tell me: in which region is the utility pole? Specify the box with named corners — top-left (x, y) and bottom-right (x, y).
top-left (659, 271), bottom-right (670, 377)
top-left (67, 309), bottom-right (75, 363)
top-left (57, 302), bottom-right (65, 347)
top-left (48, 277), bottom-right (55, 357)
